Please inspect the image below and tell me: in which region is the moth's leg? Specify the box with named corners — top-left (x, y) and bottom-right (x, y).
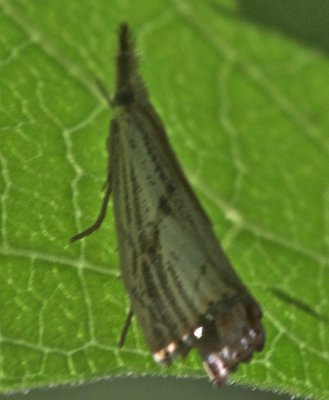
top-left (118, 307), bottom-right (134, 348)
top-left (70, 181), bottom-right (112, 242)
top-left (70, 120), bottom-right (119, 243)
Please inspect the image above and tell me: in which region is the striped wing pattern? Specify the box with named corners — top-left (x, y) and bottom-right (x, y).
top-left (111, 103), bottom-right (264, 384)
top-left (72, 23), bottom-right (265, 386)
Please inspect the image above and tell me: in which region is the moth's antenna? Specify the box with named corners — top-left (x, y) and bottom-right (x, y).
top-left (118, 307), bottom-right (134, 348)
top-left (69, 178), bottom-right (112, 243)
top-left (95, 78), bottom-right (113, 108)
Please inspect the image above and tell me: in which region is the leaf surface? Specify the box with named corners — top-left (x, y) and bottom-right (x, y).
top-left (0, 0), bottom-right (328, 398)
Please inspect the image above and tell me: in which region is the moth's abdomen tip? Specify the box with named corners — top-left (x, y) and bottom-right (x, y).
top-left (151, 298), bottom-right (265, 386)
top-left (203, 355), bottom-right (229, 387)
top-left (198, 300), bottom-right (265, 385)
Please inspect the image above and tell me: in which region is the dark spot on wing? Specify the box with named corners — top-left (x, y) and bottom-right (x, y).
top-left (165, 182), bottom-right (175, 195)
top-left (158, 195), bottom-right (172, 216)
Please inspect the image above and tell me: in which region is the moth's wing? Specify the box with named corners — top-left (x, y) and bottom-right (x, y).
top-left (111, 108), bottom-right (263, 367)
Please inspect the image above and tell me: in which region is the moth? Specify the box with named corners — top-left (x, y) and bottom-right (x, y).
top-left (71, 23), bottom-right (265, 386)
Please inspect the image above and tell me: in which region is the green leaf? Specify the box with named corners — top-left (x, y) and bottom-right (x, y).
top-left (0, 0), bottom-right (328, 398)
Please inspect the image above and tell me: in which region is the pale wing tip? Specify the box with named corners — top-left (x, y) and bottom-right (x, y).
top-left (152, 298), bottom-right (265, 386)
top-left (199, 300), bottom-right (265, 386)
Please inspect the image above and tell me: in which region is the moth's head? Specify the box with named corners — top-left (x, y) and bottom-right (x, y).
top-left (114, 87), bottom-right (135, 106)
